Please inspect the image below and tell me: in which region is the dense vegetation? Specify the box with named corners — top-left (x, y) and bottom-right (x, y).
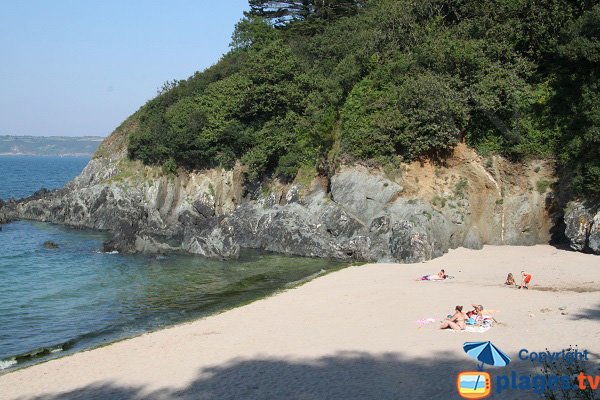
top-left (127, 0), bottom-right (600, 196)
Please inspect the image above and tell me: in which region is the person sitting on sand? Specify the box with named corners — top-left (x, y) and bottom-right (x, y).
top-left (519, 271), bottom-right (532, 289)
top-left (417, 269), bottom-right (447, 281)
top-left (505, 273), bottom-right (515, 286)
top-left (466, 304), bottom-right (484, 318)
top-left (440, 305), bottom-right (467, 330)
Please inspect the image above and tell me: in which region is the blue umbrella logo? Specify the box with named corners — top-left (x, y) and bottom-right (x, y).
top-left (463, 341), bottom-right (511, 370)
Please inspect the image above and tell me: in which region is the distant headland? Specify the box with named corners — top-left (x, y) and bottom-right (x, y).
top-left (0, 135), bottom-right (104, 157)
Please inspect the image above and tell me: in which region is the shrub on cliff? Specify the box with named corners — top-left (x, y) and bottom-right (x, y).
top-left (126, 0), bottom-right (600, 198)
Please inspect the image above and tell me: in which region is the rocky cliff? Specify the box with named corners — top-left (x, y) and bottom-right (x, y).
top-left (2, 129), bottom-right (584, 263)
top-left (563, 202), bottom-right (600, 255)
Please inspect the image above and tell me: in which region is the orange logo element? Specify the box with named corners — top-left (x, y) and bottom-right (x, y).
top-left (457, 371), bottom-right (492, 399)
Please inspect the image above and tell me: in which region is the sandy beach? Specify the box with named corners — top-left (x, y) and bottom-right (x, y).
top-left (1, 245), bottom-right (598, 399)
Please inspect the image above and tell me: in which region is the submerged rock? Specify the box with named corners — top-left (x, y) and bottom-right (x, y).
top-left (43, 241), bottom-right (59, 249)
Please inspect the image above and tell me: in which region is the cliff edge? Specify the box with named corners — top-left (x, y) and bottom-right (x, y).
top-left (3, 129), bottom-right (595, 262)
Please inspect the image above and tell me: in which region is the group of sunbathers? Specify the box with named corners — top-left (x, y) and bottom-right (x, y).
top-left (415, 268), bottom-right (532, 330)
top-left (440, 304), bottom-right (493, 330)
top-left (418, 269), bottom-right (532, 288)
top-left (505, 271), bottom-right (532, 289)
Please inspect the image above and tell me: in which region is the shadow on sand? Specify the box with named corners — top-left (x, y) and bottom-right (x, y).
top-left (20, 351), bottom-right (547, 400)
top-left (570, 302), bottom-right (600, 321)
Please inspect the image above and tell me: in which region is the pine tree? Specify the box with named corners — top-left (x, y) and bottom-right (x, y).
top-left (248, 0), bottom-right (362, 25)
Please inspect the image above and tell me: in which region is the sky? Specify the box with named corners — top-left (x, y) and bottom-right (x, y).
top-left (0, 1), bottom-right (249, 137)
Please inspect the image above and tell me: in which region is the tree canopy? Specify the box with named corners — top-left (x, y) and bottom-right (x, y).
top-left (127, 0), bottom-right (600, 198)
top-left (248, 0), bottom-right (363, 25)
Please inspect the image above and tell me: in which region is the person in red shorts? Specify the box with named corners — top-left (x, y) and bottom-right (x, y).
top-left (519, 270), bottom-right (532, 289)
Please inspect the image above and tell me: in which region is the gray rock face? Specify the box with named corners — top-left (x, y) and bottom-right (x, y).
top-left (331, 167), bottom-right (403, 223)
top-left (389, 221), bottom-right (431, 263)
top-left (321, 205), bottom-right (365, 238)
top-left (0, 200), bottom-right (8, 225)
top-left (590, 213), bottom-right (600, 254)
top-left (463, 227), bottom-right (483, 250)
top-left (564, 202), bottom-right (600, 254)
top-left (3, 155), bottom-right (584, 263)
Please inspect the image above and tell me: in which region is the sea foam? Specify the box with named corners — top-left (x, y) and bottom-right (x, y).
top-left (0, 358), bottom-right (17, 370)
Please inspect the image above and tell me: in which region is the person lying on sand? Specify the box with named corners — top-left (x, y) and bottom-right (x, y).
top-left (440, 305), bottom-right (466, 330)
top-left (518, 271), bottom-right (532, 289)
top-left (466, 304), bottom-right (484, 318)
top-left (505, 273), bottom-right (515, 286)
top-left (416, 269), bottom-right (447, 281)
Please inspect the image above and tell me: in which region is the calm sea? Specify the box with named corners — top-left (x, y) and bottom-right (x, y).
top-left (0, 156), bottom-right (342, 372)
top-left (0, 156), bottom-right (89, 200)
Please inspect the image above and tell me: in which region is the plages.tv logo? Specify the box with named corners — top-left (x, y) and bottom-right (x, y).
top-left (457, 371), bottom-right (492, 399)
top-left (457, 341), bottom-right (511, 399)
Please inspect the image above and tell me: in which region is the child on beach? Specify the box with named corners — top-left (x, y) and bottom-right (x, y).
top-left (505, 273), bottom-right (515, 286)
top-left (519, 271), bottom-right (532, 289)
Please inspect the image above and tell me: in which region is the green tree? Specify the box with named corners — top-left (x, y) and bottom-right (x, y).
top-left (126, 0), bottom-right (600, 200)
top-left (248, 0), bottom-right (363, 25)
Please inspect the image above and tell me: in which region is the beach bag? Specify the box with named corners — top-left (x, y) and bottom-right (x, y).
top-left (466, 317), bottom-right (477, 325)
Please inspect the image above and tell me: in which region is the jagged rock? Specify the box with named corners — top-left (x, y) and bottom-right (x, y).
top-left (0, 199), bottom-right (15, 226)
top-left (387, 199), bottom-right (454, 260)
top-left (502, 195), bottom-right (550, 246)
top-left (284, 185), bottom-right (302, 204)
top-left (331, 167), bottom-right (402, 223)
top-left (0, 199), bottom-right (7, 225)
top-left (184, 222), bottom-right (240, 259)
top-left (589, 212), bottom-right (600, 254)
top-left (260, 192), bottom-right (281, 208)
top-left (192, 199), bottom-right (215, 218)
top-left (564, 202), bottom-right (599, 253)
top-left (225, 203), bottom-right (347, 259)
top-left (31, 188), bottom-right (51, 199)
top-left (369, 215), bottom-right (391, 234)
top-left (6, 147), bottom-right (595, 262)
top-left (389, 221), bottom-right (433, 263)
top-left (340, 236), bottom-right (372, 260)
top-left (321, 205), bottom-right (365, 238)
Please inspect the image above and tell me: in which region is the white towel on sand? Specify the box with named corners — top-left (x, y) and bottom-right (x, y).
top-left (464, 325), bottom-right (491, 333)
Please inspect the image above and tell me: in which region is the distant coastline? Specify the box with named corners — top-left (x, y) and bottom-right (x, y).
top-left (0, 135), bottom-right (104, 157)
top-left (0, 153), bottom-right (93, 157)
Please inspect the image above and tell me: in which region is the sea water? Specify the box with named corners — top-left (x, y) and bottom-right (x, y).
top-left (0, 156), bottom-right (89, 200)
top-left (0, 156), bottom-right (342, 372)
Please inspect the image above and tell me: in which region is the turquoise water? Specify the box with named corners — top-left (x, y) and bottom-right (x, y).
top-left (0, 157), bottom-right (343, 372)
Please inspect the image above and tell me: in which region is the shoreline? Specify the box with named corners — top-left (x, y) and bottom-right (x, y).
top-left (0, 245), bottom-right (598, 399)
top-left (0, 264), bottom-right (348, 376)
top-left (0, 231), bottom-right (350, 376)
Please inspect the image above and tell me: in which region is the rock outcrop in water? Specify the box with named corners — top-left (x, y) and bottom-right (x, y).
top-left (0, 141), bottom-right (572, 263)
top-left (43, 241), bottom-right (59, 249)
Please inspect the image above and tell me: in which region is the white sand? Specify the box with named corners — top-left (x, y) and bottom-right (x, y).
top-left (1, 245), bottom-right (598, 399)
